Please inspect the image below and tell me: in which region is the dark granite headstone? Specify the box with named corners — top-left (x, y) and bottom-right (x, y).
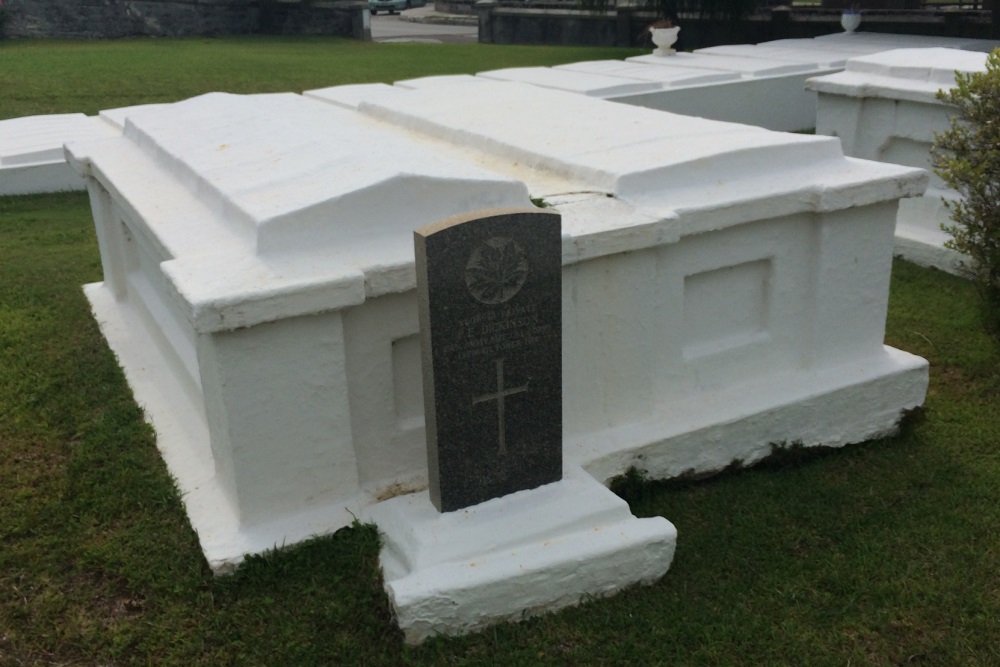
top-left (415, 208), bottom-right (562, 513)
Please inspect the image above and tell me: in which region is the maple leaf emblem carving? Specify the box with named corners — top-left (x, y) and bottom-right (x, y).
top-left (465, 237), bottom-right (529, 304)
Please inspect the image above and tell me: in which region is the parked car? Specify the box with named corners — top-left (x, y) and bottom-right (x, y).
top-left (369, 0), bottom-right (425, 14)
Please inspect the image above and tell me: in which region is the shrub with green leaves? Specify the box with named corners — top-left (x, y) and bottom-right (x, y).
top-left (932, 48), bottom-right (1000, 340)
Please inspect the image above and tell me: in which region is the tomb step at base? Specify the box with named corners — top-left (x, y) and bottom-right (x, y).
top-left (893, 235), bottom-right (966, 276)
top-left (0, 162), bottom-right (85, 196)
top-left (571, 346), bottom-right (929, 485)
top-left (363, 467), bottom-right (676, 644)
top-left (894, 195), bottom-right (967, 276)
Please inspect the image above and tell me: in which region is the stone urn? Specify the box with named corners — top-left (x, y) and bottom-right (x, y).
top-left (650, 26), bottom-right (680, 56)
top-left (840, 11), bottom-right (862, 33)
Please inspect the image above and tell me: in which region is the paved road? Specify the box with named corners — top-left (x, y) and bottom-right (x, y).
top-left (370, 7), bottom-right (478, 43)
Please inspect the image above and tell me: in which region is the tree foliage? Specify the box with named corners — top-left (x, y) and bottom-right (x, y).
top-left (932, 48), bottom-right (1000, 340)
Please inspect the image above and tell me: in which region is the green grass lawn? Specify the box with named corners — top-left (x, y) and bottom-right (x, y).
top-left (0, 37), bottom-right (645, 119)
top-left (2, 37), bottom-right (1000, 666)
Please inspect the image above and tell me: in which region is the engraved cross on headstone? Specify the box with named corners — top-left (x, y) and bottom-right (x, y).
top-left (472, 357), bottom-right (528, 455)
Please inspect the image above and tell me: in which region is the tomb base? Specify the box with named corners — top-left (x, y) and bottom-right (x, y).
top-left (895, 191), bottom-right (967, 276)
top-left (0, 162), bottom-right (85, 196)
top-left (362, 466), bottom-right (677, 644)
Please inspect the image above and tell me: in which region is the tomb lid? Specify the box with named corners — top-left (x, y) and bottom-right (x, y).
top-left (626, 52), bottom-right (820, 77)
top-left (303, 83), bottom-right (404, 111)
top-left (69, 92), bottom-right (530, 257)
top-left (66, 91), bottom-right (532, 332)
top-left (812, 33), bottom-right (999, 53)
top-left (553, 61), bottom-right (740, 87)
top-left (0, 113), bottom-right (117, 167)
top-left (98, 103), bottom-right (173, 131)
top-left (476, 67), bottom-right (665, 97)
top-left (350, 79), bottom-right (923, 209)
top-left (807, 48), bottom-right (989, 103)
top-left (765, 38), bottom-right (897, 54)
top-left (694, 44), bottom-right (851, 69)
top-left (394, 75), bottom-right (484, 90)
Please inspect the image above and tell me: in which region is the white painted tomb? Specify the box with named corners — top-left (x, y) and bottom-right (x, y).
top-left (808, 48), bottom-right (990, 274)
top-left (97, 103), bottom-right (172, 131)
top-left (702, 34), bottom-right (999, 68)
top-left (553, 60), bottom-right (739, 87)
top-left (812, 32), bottom-right (997, 52)
top-left (471, 33), bottom-right (997, 132)
top-left (474, 53), bottom-right (832, 131)
top-left (0, 105), bottom-right (171, 196)
top-left (696, 43), bottom-right (866, 68)
top-left (0, 113), bottom-right (118, 195)
top-left (476, 66), bottom-right (666, 98)
top-left (69, 82), bottom-right (929, 638)
top-left (7, 35), bottom-right (998, 199)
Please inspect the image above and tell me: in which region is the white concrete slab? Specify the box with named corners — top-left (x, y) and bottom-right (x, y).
top-left (547, 52), bottom-right (830, 130)
top-left (697, 33), bottom-right (997, 71)
top-left (0, 113), bottom-right (117, 195)
top-left (809, 46), bottom-right (989, 103)
top-left (695, 44), bottom-right (853, 69)
top-left (365, 465), bottom-right (677, 644)
top-left (8, 32), bottom-right (999, 197)
top-left (627, 52), bottom-right (821, 77)
top-left (393, 74), bottom-right (482, 89)
top-left (616, 71), bottom-right (834, 131)
top-left (476, 66), bottom-right (665, 97)
top-left (98, 103), bottom-right (173, 130)
top-left (765, 37), bottom-right (918, 54)
top-left (813, 32), bottom-right (998, 52)
top-left (554, 60), bottom-right (740, 86)
top-left (503, 34), bottom-right (996, 131)
top-left (304, 82), bottom-right (405, 110)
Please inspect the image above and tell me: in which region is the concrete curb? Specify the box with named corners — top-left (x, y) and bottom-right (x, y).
top-left (398, 13), bottom-right (477, 25)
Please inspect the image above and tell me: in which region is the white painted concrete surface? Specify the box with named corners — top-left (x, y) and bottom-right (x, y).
top-left (808, 48), bottom-right (990, 274)
top-left (477, 32), bottom-right (998, 131)
top-left (365, 465), bottom-right (676, 644)
top-left (66, 79), bottom-right (932, 640)
top-left (71, 81), bottom-right (927, 572)
top-left (5, 33), bottom-right (997, 197)
top-left (473, 51), bottom-right (832, 131)
top-left (0, 113), bottom-right (117, 195)
top-left (477, 66), bottom-right (665, 97)
top-left (555, 60), bottom-right (740, 86)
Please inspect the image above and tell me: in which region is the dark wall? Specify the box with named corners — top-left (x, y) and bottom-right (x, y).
top-left (1, 0), bottom-right (359, 39)
top-left (477, 3), bottom-right (996, 48)
top-left (485, 8), bottom-right (621, 46)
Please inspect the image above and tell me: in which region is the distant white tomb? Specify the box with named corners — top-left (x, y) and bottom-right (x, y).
top-left (474, 33), bottom-right (997, 132)
top-left (808, 48), bottom-right (990, 274)
top-left (0, 114), bottom-right (116, 195)
top-left (69, 82), bottom-right (928, 638)
top-left (0, 105), bottom-right (170, 196)
top-left (6, 34), bottom-right (997, 199)
top-left (475, 54), bottom-right (833, 131)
